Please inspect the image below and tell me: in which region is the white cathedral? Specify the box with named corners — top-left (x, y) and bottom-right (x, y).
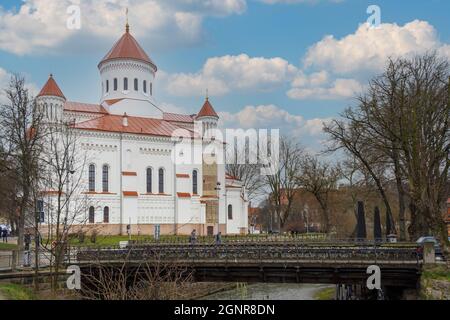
top-left (36, 23), bottom-right (249, 236)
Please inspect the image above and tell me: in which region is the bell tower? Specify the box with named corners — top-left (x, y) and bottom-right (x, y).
top-left (36, 74), bottom-right (66, 124)
top-left (98, 16), bottom-right (161, 118)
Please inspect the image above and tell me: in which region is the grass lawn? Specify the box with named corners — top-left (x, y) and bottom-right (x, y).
top-left (0, 243), bottom-right (18, 251)
top-left (0, 283), bottom-right (35, 300)
top-left (314, 287), bottom-right (336, 300)
top-left (422, 265), bottom-right (450, 281)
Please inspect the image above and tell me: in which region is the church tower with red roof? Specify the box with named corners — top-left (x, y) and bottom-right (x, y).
top-left (36, 74), bottom-right (66, 124)
top-left (98, 21), bottom-right (161, 118)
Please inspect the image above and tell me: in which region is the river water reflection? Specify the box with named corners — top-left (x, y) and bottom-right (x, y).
top-left (204, 283), bottom-right (335, 300)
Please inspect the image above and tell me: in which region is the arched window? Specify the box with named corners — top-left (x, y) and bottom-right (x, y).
top-left (228, 205), bottom-right (233, 220)
top-left (134, 78), bottom-right (138, 91)
top-left (143, 80), bottom-right (147, 93)
top-left (113, 78), bottom-right (118, 91)
top-left (193, 170), bottom-right (198, 195)
top-left (106, 80), bottom-right (109, 93)
top-left (123, 77), bottom-right (128, 91)
top-left (150, 82), bottom-right (153, 96)
top-left (103, 207), bottom-right (109, 223)
top-left (102, 165), bottom-right (109, 193)
top-left (158, 168), bottom-right (164, 194)
top-left (88, 164), bottom-right (96, 192)
top-left (146, 168), bottom-right (152, 193)
top-left (89, 206), bottom-right (95, 224)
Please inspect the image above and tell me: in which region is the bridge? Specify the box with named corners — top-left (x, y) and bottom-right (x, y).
top-left (74, 240), bottom-right (422, 289)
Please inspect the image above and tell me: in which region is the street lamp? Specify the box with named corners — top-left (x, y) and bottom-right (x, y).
top-left (215, 182), bottom-right (221, 234)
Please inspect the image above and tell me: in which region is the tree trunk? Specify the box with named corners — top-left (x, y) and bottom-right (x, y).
top-left (393, 153), bottom-right (407, 241)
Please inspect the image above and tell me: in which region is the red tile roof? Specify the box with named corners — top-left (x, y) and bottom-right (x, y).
top-left (99, 30), bottom-right (156, 70)
top-left (38, 75), bottom-right (65, 99)
top-left (163, 112), bottom-right (195, 123)
top-left (74, 114), bottom-right (193, 138)
top-left (64, 101), bottom-right (108, 114)
top-left (104, 99), bottom-right (124, 106)
top-left (197, 98), bottom-right (218, 119)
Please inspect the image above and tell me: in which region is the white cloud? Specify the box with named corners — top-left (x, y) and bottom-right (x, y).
top-left (219, 104), bottom-right (331, 137)
top-left (0, 68), bottom-right (39, 104)
top-left (288, 20), bottom-right (450, 100)
top-left (166, 54), bottom-right (297, 96)
top-left (259, 0), bottom-right (343, 4)
top-left (0, 0), bottom-right (247, 55)
top-left (288, 76), bottom-right (363, 100)
top-left (304, 20), bottom-right (450, 75)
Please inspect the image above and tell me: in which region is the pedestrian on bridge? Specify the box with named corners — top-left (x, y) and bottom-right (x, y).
top-left (189, 229), bottom-right (197, 245)
top-left (1, 227), bottom-right (7, 243)
top-left (215, 232), bottom-right (222, 245)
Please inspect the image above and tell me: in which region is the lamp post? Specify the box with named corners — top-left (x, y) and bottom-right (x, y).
top-left (215, 182), bottom-right (221, 234)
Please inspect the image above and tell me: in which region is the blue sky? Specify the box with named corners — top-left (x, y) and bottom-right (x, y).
top-left (0, 0), bottom-right (449, 148)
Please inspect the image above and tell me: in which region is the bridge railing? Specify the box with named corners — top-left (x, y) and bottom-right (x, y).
top-left (73, 243), bottom-right (420, 266)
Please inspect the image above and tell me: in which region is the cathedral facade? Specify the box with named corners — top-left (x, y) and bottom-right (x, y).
top-left (35, 25), bottom-right (249, 236)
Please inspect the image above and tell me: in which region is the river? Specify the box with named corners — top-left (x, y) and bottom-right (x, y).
top-left (203, 283), bottom-right (335, 300)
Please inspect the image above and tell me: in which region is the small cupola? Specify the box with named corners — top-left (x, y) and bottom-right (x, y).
top-left (36, 74), bottom-right (66, 124)
top-left (122, 112), bottom-right (129, 127)
top-left (196, 94), bottom-right (219, 137)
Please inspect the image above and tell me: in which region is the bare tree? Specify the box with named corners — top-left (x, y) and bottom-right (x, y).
top-left (0, 75), bottom-right (45, 269)
top-left (37, 121), bottom-right (90, 291)
top-left (225, 143), bottom-right (265, 203)
top-left (297, 155), bottom-right (341, 234)
top-left (324, 53), bottom-right (450, 241)
top-left (263, 137), bottom-right (303, 230)
top-left (81, 248), bottom-right (194, 300)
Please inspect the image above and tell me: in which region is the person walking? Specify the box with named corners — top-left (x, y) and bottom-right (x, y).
top-left (215, 232), bottom-right (222, 245)
top-left (2, 227), bottom-right (7, 243)
top-left (190, 229), bottom-right (197, 245)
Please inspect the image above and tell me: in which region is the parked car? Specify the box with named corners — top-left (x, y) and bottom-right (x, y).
top-left (416, 236), bottom-right (445, 261)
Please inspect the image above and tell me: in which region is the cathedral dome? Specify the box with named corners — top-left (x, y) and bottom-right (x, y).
top-left (98, 24), bottom-right (160, 118)
top-left (98, 28), bottom-right (157, 71)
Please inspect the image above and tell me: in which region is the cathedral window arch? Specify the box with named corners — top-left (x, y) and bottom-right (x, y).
top-left (193, 170), bottom-right (198, 195)
top-left (134, 78), bottom-right (138, 91)
top-left (143, 80), bottom-right (147, 93)
top-left (158, 168), bottom-right (165, 194)
top-left (103, 206), bottom-right (110, 223)
top-left (106, 80), bottom-right (109, 93)
top-left (114, 78), bottom-right (118, 91)
top-left (88, 164), bottom-right (96, 192)
top-left (150, 82), bottom-right (153, 96)
top-left (146, 167), bottom-right (153, 193)
top-left (102, 164), bottom-right (109, 193)
top-left (123, 77), bottom-right (128, 91)
top-left (89, 206), bottom-right (95, 224)
top-left (228, 205), bottom-right (233, 220)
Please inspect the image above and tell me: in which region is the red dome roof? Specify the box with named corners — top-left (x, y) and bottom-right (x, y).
top-left (99, 29), bottom-right (157, 70)
top-left (37, 74), bottom-right (65, 99)
top-left (197, 98), bottom-right (219, 119)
